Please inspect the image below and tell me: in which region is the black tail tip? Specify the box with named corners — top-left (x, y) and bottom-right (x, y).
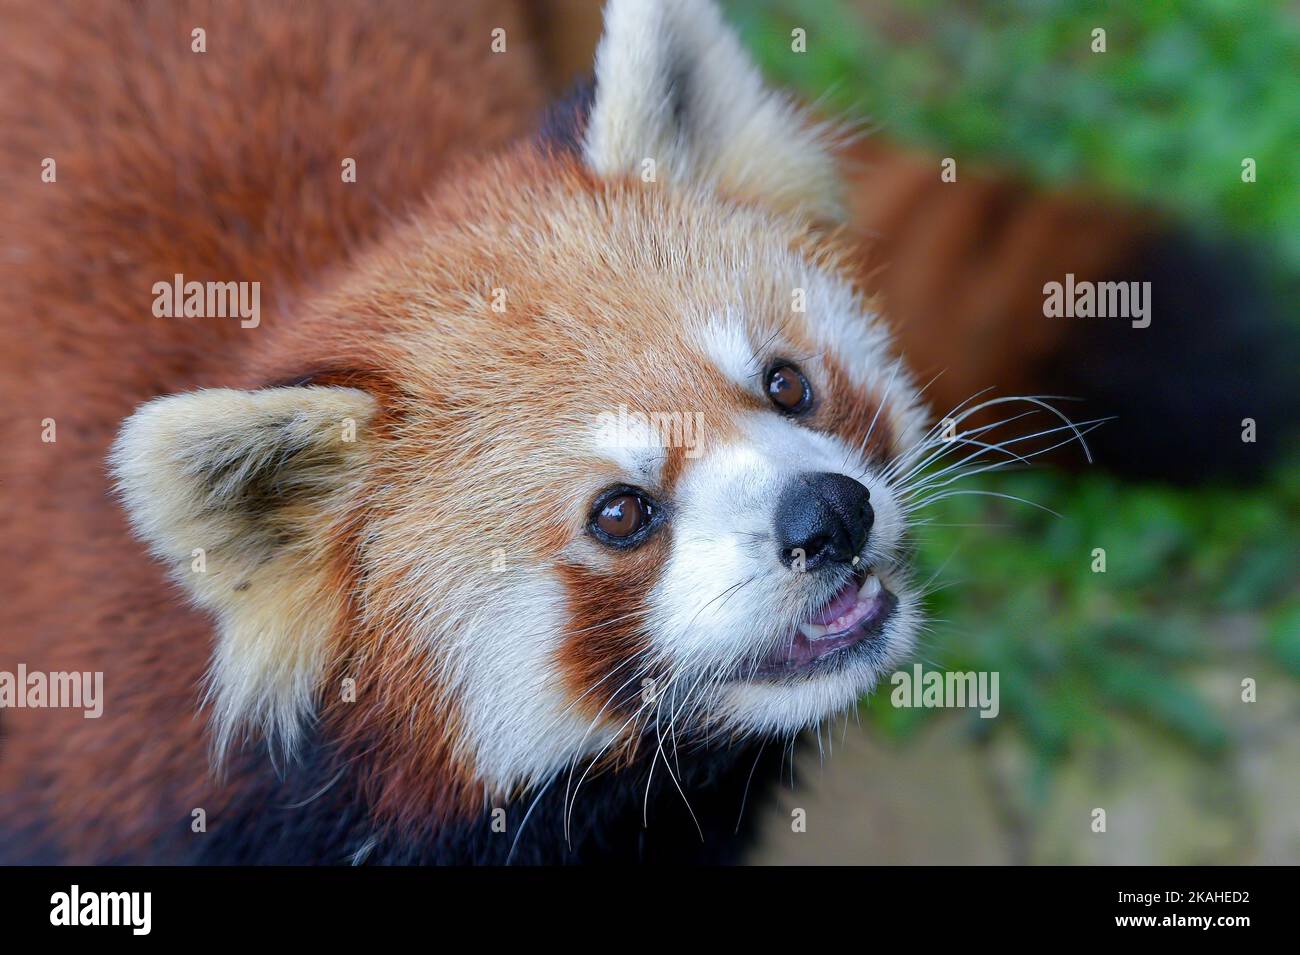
top-left (1048, 231), bottom-right (1298, 484)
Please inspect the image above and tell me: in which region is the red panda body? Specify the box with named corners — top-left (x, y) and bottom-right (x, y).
top-left (0, 0), bottom-right (553, 863)
top-left (1, 0), bottom-right (932, 864)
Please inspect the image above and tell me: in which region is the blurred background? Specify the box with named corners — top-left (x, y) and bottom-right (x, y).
top-left (709, 0), bottom-right (1300, 864)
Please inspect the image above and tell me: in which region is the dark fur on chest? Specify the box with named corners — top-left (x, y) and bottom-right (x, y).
top-left (176, 733), bottom-right (785, 865)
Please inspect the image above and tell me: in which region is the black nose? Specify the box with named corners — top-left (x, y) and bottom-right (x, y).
top-left (774, 472), bottom-right (874, 571)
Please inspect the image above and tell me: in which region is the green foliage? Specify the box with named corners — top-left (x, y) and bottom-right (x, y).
top-left (726, 0), bottom-right (1300, 270)
top-left (860, 460), bottom-right (1299, 780)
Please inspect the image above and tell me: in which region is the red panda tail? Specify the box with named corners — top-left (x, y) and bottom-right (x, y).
top-left (845, 139), bottom-right (1297, 483)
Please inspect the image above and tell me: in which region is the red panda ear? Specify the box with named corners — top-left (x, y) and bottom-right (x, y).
top-left (583, 0), bottom-right (844, 222)
top-left (109, 386), bottom-right (377, 758)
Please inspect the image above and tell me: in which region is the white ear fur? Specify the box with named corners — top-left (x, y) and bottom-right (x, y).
top-left (584, 0), bottom-right (843, 220)
top-left (109, 386), bottom-right (377, 757)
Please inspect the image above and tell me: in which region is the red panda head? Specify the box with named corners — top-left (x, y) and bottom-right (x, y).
top-left (110, 0), bottom-right (930, 822)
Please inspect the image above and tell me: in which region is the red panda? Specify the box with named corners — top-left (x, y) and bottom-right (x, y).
top-left (0, 0), bottom-right (935, 863)
top-left (1, 0), bottom-right (1284, 865)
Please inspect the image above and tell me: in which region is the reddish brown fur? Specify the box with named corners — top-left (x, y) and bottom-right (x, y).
top-left (557, 537), bottom-right (670, 718)
top-left (820, 355), bottom-right (897, 462)
top-left (0, 0), bottom-right (546, 859)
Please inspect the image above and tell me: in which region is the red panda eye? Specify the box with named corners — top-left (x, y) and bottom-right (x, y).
top-left (592, 491), bottom-right (653, 543)
top-left (766, 363), bottom-right (812, 413)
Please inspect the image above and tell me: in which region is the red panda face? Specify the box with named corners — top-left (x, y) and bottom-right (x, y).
top-left (546, 203), bottom-right (928, 752)
top-left (297, 158), bottom-right (930, 797)
top-left (110, 0), bottom-right (931, 814)
top-left (594, 327), bottom-right (926, 741)
top-left (569, 324), bottom-right (925, 747)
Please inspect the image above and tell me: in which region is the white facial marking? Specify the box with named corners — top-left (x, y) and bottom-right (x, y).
top-left (588, 407), bottom-right (668, 488)
top-left (455, 569), bottom-right (617, 793)
top-left (697, 311), bottom-right (758, 390)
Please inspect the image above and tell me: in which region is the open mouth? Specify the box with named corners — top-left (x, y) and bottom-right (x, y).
top-left (749, 566), bottom-right (898, 681)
